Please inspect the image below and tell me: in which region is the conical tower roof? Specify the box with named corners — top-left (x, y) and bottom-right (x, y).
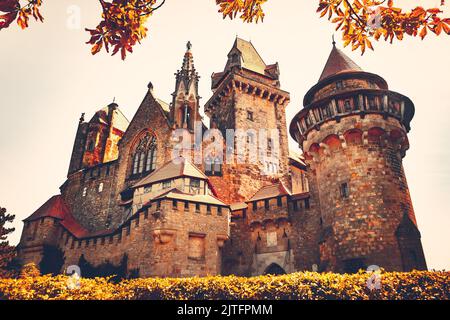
top-left (318, 44), bottom-right (362, 82)
top-left (303, 42), bottom-right (388, 106)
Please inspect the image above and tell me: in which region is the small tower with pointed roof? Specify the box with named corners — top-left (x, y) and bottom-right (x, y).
top-left (171, 42), bottom-right (202, 131)
top-left (290, 44), bottom-right (427, 272)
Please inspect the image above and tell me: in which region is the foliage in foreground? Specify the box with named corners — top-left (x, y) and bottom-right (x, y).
top-left (0, 270), bottom-right (448, 300)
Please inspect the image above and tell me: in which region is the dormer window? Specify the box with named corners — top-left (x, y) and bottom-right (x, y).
top-left (247, 111), bottom-right (254, 121)
top-left (190, 179), bottom-right (201, 194)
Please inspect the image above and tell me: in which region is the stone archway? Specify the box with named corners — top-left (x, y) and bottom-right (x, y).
top-left (264, 263), bottom-right (286, 275)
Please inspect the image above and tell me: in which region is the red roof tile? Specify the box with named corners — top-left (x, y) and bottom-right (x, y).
top-left (24, 195), bottom-right (88, 238)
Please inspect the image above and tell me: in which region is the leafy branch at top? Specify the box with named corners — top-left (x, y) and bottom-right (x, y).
top-left (85, 0), bottom-right (166, 60)
top-left (316, 0), bottom-right (450, 54)
top-left (0, 0), bottom-right (43, 30)
top-left (1, 0), bottom-right (449, 59)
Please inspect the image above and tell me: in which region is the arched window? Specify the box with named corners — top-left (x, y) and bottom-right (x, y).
top-left (181, 103), bottom-right (192, 130)
top-left (131, 132), bottom-right (157, 176)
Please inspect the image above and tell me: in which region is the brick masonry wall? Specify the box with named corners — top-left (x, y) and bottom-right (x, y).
top-left (223, 195), bottom-right (320, 275)
top-left (18, 217), bottom-right (63, 265)
top-left (303, 114), bottom-right (426, 272)
top-left (61, 161), bottom-right (118, 231)
top-left (56, 198), bottom-right (229, 277)
top-left (206, 70), bottom-right (291, 203)
top-left (312, 78), bottom-right (381, 103)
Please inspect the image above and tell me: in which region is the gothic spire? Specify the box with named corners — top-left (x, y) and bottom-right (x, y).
top-left (181, 41), bottom-right (195, 74)
top-left (171, 42), bottom-right (201, 130)
top-left (174, 41), bottom-right (199, 96)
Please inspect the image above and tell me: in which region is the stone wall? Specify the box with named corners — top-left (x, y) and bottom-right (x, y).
top-left (57, 198), bottom-right (229, 277)
top-left (18, 217), bottom-right (63, 265)
top-left (61, 161), bottom-right (118, 231)
top-left (303, 114), bottom-right (426, 272)
top-left (205, 70), bottom-right (291, 203)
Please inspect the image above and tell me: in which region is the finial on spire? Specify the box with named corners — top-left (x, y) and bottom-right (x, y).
top-left (186, 41), bottom-right (192, 51)
top-left (79, 112), bottom-right (85, 124)
top-left (332, 34), bottom-right (336, 47)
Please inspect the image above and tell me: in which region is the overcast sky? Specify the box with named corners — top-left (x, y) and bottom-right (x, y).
top-left (1, 1), bottom-right (449, 270)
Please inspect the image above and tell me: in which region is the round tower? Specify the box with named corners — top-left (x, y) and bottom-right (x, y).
top-left (289, 44), bottom-right (427, 272)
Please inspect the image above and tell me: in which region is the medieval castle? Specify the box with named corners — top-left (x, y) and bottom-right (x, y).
top-left (17, 39), bottom-right (427, 276)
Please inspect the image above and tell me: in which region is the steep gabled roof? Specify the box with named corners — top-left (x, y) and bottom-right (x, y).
top-left (226, 38), bottom-right (267, 75)
top-left (133, 157), bottom-right (207, 188)
top-left (89, 104), bottom-right (130, 133)
top-left (318, 45), bottom-right (363, 82)
top-left (151, 188), bottom-right (227, 206)
top-left (248, 182), bottom-right (291, 202)
top-left (24, 195), bottom-right (88, 238)
top-left (24, 195), bottom-right (68, 222)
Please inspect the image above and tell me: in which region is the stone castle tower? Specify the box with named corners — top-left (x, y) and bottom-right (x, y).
top-left (289, 43), bottom-right (427, 272)
top-left (17, 39), bottom-right (427, 277)
top-left (205, 38), bottom-right (291, 203)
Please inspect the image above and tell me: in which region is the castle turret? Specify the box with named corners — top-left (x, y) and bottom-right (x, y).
top-left (171, 42), bottom-right (202, 131)
top-left (289, 43), bottom-right (427, 272)
top-left (205, 38), bottom-right (290, 203)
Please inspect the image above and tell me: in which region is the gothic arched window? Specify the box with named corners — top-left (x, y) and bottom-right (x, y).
top-left (131, 133), bottom-right (157, 176)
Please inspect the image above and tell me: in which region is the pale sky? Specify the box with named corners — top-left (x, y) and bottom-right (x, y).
top-left (1, 1), bottom-right (449, 270)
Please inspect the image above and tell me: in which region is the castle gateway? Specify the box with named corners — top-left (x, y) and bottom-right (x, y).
top-left (18, 39), bottom-right (426, 277)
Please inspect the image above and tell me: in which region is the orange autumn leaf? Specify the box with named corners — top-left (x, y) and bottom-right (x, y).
top-left (0, 0), bottom-right (449, 59)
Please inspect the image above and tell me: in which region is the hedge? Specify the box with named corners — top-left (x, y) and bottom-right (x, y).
top-left (0, 270), bottom-right (448, 300)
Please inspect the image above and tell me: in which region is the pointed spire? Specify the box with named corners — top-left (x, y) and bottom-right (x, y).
top-left (181, 41), bottom-right (195, 73)
top-left (171, 42), bottom-right (201, 129)
top-left (318, 43), bottom-right (362, 82)
top-left (174, 41), bottom-right (199, 94)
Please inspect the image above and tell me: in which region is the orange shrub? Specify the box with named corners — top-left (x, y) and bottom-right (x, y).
top-left (0, 270), bottom-right (448, 300)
